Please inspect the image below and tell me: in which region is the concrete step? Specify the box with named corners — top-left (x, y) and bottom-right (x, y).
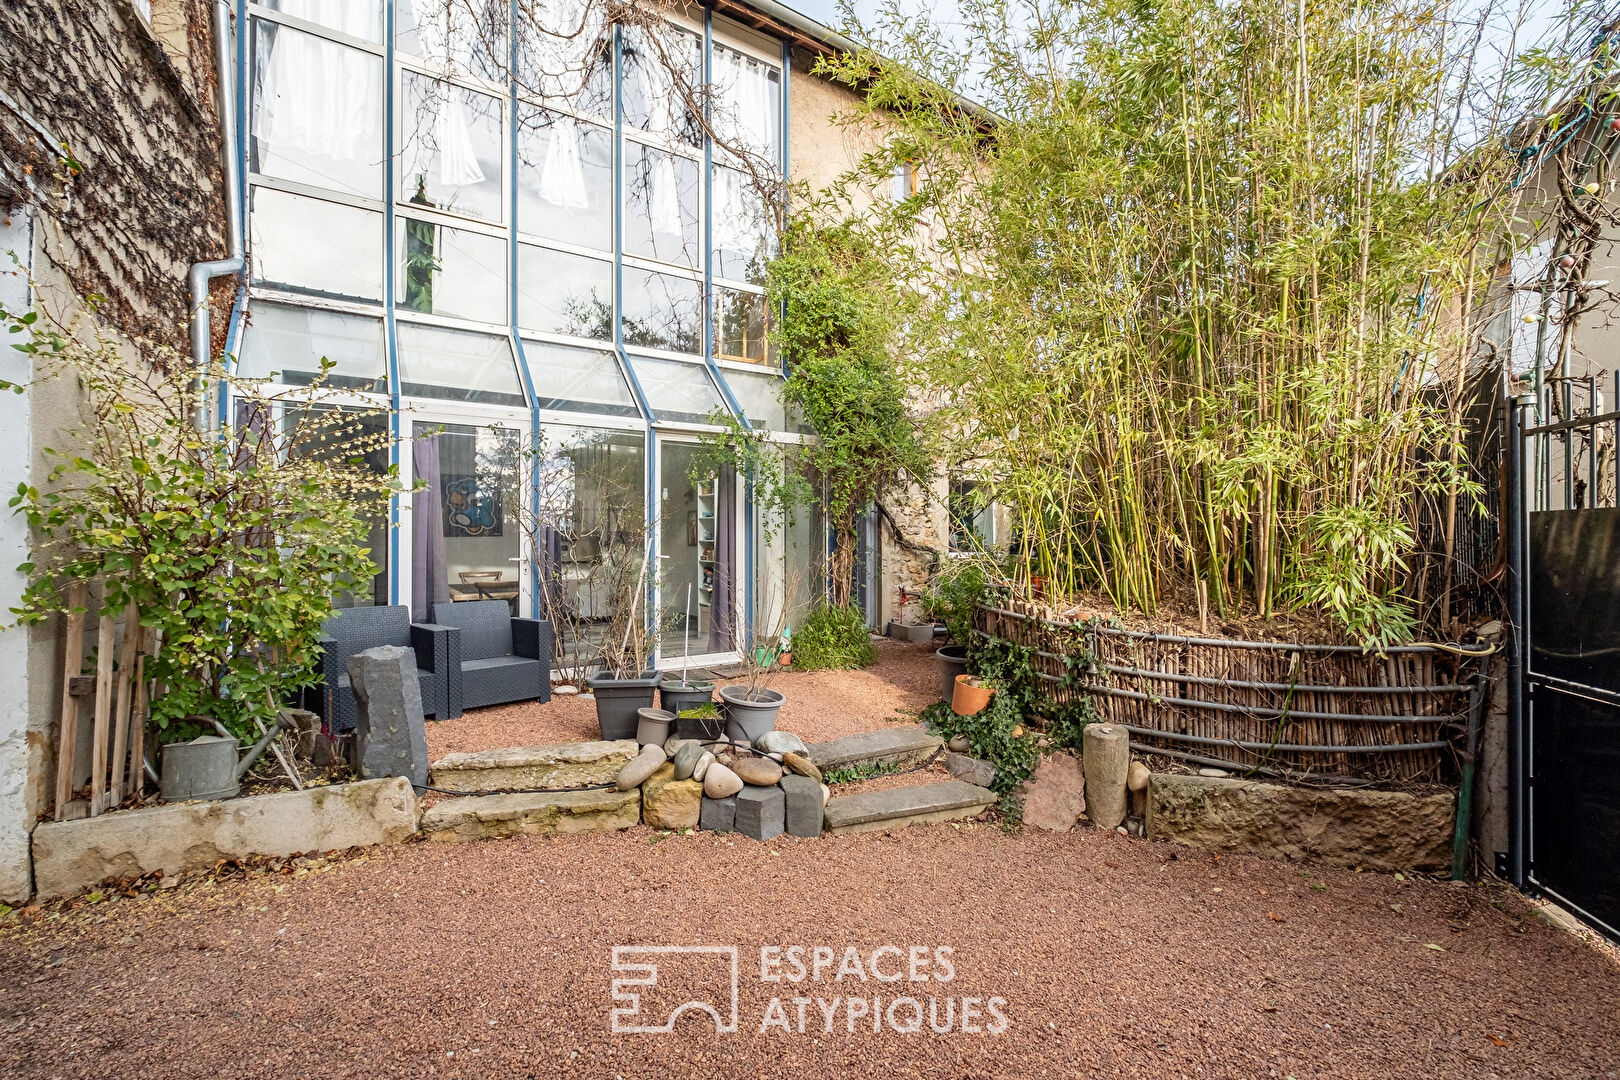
top-left (805, 725), bottom-right (942, 773)
top-left (420, 789), bottom-right (640, 841)
top-left (823, 780), bottom-right (996, 835)
top-left (428, 739), bottom-right (638, 793)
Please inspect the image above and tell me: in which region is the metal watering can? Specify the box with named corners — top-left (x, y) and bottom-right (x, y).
top-left (159, 715), bottom-right (289, 802)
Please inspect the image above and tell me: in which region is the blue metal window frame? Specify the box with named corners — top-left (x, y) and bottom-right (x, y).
top-left (225, 1), bottom-right (798, 633)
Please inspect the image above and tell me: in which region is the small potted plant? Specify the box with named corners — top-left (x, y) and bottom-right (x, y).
top-left (719, 623), bottom-right (788, 741)
top-left (922, 559), bottom-right (988, 704)
top-left (951, 674), bottom-right (995, 717)
top-left (586, 550), bottom-right (660, 740)
top-left (676, 702), bottom-right (723, 740)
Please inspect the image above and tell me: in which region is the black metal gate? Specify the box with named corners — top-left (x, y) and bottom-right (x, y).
top-left (1508, 380), bottom-right (1620, 940)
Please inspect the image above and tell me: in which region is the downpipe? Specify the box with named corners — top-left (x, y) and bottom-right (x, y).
top-left (188, 0), bottom-right (244, 433)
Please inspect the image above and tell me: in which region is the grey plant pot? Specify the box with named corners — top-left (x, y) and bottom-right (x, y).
top-left (887, 621), bottom-right (936, 645)
top-left (659, 678), bottom-right (716, 734)
top-left (936, 645), bottom-right (970, 705)
top-left (719, 684), bottom-right (785, 742)
top-left (587, 669), bottom-right (659, 741)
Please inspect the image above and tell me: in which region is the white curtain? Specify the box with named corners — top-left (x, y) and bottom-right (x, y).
top-left (714, 47), bottom-right (775, 159)
top-left (254, 1), bottom-right (381, 162)
top-left (540, 117), bottom-right (588, 209)
top-left (649, 154), bottom-right (683, 236)
top-left (713, 168), bottom-right (755, 254)
top-left (402, 0), bottom-right (487, 187)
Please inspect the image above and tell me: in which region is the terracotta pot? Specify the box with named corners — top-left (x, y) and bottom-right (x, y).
top-left (951, 673), bottom-right (993, 716)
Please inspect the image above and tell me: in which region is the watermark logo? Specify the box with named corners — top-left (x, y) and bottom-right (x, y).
top-left (610, 945), bottom-right (1007, 1036)
top-left (609, 945), bottom-right (740, 1034)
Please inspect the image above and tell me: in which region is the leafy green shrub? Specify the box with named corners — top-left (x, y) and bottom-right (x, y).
top-left (791, 602), bottom-right (876, 671)
top-left (921, 696), bottom-right (1040, 795)
top-left (4, 298), bottom-right (403, 742)
top-left (920, 558), bottom-right (989, 645)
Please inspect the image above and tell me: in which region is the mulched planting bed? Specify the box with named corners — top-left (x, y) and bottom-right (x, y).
top-left (2, 826), bottom-right (1616, 1079)
top-left (425, 636), bottom-right (939, 759)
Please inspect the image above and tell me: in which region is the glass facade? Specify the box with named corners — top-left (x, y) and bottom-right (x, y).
top-left (235, 0), bottom-right (807, 654)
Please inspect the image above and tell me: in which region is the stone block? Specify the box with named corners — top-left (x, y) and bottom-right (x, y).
top-left (429, 740), bottom-right (638, 792)
top-left (420, 789), bottom-right (640, 842)
top-left (779, 775), bottom-right (824, 837)
top-left (31, 778), bottom-right (418, 900)
top-left (805, 725), bottom-right (942, 772)
top-left (700, 794), bottom-right (738, 833)
top-left (1082, 724), bottom-right (1130, 829)
top-left (1146, 773), bottom-right (1456, 872)
top-left (348, 645), bottom-right (428, 790)
top-left (642, 763), bottom-right (703, 830)
top-left (824, 780), bottom-right (995, 835)
top-left (735, 785), bottom-right (785, 842)
top-left (944, 751), bottom-right (996, 789)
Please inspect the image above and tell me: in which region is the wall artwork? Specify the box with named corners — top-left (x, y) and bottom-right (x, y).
top-left (444, 475), bottom-right (504, 537)
top-left (687, 509), bottom-right (699, 547)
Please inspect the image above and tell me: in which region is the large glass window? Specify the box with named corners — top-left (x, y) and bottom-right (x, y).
top-left (515, 0), bottom-right (612, 115)
top-left (712, 166), bottom-right (774, 285)
top-left (250, 19), bottom-right (384, 198)
top-left (629, 356), bottom-right (727, 425)
top-left (285, 404), bottom-right (391, 607)
top-left (658, 441), bottom-right (736, 651)
top-left (236, 301), bottom-right (387, 391)
top-left (257, 0), bottom-right (382, 42)
top-left (517, 108), bottom-right (613, 251)
top-left (533, 425), bottom-right (647, 666)
top-left (396, 322), bottom-right (526, 406)
top-left (712, 44), bottom-right (781, 164)
top-left (396, 218), bottom-right (507, 323)
top-left (723, 369), bottom-right (787, 429)
top-left (620, 23), bottom-right (701, 147)
top-left (518, 245), bottom-right (613, 339)
top-left (624, 144), bottom-right (700, 268)
top-left (622, 269), bottom-right (702, 354)
top-left (715, 288), bottom-right (772, 366)
top-left (427, 422), bottom-right (524, 614)
top-left (395, 0), bottom-right (508, 83)
top-left (523, 340), bottom-right (639, 417)
top-left (250, 188), bottom-right (383, 302)
top-left (399, 72), bottom-right (505, 223)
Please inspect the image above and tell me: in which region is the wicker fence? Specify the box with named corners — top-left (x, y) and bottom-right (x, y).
top-left (974, 596), bottom-right (1493, 782)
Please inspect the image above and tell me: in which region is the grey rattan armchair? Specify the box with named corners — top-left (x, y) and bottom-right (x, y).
top-left (430, 599), bottom-right (553, 710)
top-left (311, 605), bottom-right (461, 731)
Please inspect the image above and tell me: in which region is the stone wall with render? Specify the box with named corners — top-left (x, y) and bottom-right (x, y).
top-left (0, 0), bottom-right (230, 903)
top-left (787, 53), bottom-right (954, 627)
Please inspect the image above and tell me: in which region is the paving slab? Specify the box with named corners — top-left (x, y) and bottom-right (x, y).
top-left (805, 725), bottom-right (941, 772)
top-left (428, 740), bottom-right (638, 792)
top-left (824, 780), bottom-right (995, 835)
top-left (420, 789), bottom-right (640, 841)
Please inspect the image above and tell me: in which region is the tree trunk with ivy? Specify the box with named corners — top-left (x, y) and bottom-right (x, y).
top-left (830, 511), bottom-right (858, 610)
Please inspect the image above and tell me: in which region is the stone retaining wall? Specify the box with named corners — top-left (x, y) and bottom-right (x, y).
top-left (1146, 772), bottom-right (1456, 872)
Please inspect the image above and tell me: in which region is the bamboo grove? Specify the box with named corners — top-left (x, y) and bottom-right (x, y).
top-left (810, 0), bottom-right (1570, 644)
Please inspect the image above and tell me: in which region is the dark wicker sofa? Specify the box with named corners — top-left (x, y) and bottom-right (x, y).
top-left (311, 605), bottom-right (460, 731)
top-left (430, 600), bottom-right (553, 710)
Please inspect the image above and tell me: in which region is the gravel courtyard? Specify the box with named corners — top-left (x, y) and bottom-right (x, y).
top-left (2, 825), bottom-right (1616, 1080)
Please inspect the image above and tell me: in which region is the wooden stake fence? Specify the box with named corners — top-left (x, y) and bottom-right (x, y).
top-left (54, 584), bottom-right (159, 819)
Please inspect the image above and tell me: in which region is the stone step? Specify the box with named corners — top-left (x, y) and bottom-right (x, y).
top-left (428, 739), bottom-right (638, 793)
top-left (420, 789), bottom-right (640, 841)
top-left (805, 725), bottom-right (942, 773)
top-left (823, 780), bottom-right (996, 836)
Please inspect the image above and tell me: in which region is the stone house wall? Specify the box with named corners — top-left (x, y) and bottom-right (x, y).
top-left (0, 0), bottom-right (229, 903)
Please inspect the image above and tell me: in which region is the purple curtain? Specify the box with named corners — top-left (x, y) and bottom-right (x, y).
top-left (708, 467), bottom-right (735, 653)
top-left (411, 434), bottom-right (450, 622)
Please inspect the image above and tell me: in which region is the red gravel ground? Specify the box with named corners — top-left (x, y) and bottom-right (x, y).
top-left (425, 636), bottom-right (939, 758)
top-left (2, 826), bottom-right (1616, 1079)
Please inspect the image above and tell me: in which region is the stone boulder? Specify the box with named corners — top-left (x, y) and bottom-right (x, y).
top-left (348, 645), bottom-right (429, 790)
top-left (616, 745), bottom-right (667, 791)
top-left (754, 730), bottom-right (809, 757)
top-left (1146, 773), bottom-right (1456, 872)
top-left (733, 757), bottom-right (783, 787)
top-left (643, 763), bottom-right (703, 830)
top-left (704, 762), bottom-right (743, 799)
top-left (944, 751), bottom-right (995, 789)
top-left (422, 789), bottom-right (640, 841)
top-left (1016, 752), bottom-right (1086, 831)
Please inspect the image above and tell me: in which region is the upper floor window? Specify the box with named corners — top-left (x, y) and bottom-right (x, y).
top-left (396, 0), bottom-right (508, 83)
top-left (398, 71), bottom-right (506, 223)
top-left (621, 22), bottom-right (702, 147)
top-left (712, 44), bottom-right (780, 166)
